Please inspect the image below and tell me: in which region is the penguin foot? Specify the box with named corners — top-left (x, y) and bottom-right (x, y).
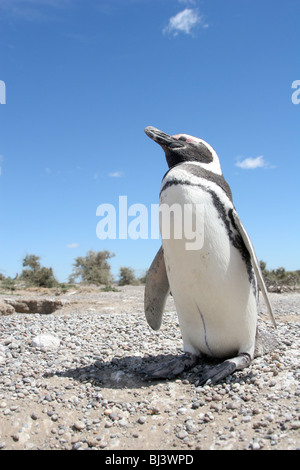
top-left (141, 353), bottom-right (198, 380)
top-left (197, 353), bottom-right (252, 386)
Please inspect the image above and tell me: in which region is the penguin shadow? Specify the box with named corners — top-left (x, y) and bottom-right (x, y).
top-left (45, 353), bottom-right (255, 389)
top-left (45, 354), bottom-right (180, 390)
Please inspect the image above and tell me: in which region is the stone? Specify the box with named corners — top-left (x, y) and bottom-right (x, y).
top-left (31, 334), bottom-right (60, 350)
top-left (73, 421), bottom-right (85, 431)
top-left (0, 344), bottom-right (6, 363)
top-left (4, 299), bottom-right (64, 315)
top-left (0, 301), bottom-right (15, 316)
top-left (177, 430), bottom-right (188, 440)
top-left (290, 421), bottom-right (300, 430)
top-left (72, 441), bottom-right (82, 450)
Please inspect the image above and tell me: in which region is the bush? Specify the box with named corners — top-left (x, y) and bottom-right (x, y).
top-left (20, 254), bottom-right (58, 288)
top-left (138, 270), bottom-right (148, 284)
top-left (118, 266), bottom-right (138, 286)
top-left (70, 250), bottom-right (114, 285)
top-left (0, 276), bottom-right (16, 292)
top-left (100, 285), bottom-right (120, 292)
top-left (260, 260), bottom-right (300, 289)
top-left (58, 283), bottom-right (77, 293)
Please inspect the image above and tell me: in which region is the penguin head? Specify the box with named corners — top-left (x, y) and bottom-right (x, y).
top-left (145, 126), bottom-right (222, 175)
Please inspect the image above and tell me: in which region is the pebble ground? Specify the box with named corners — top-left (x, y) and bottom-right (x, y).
top-left (0, 286), bottom-right (299, 450)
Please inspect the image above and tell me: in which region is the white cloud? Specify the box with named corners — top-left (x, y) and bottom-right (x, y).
top-left (163, 8), bottom-right (208, 36)
top-left (108, 171), bottom-right (123, 178)
top-left (66, 243), bottom-right (79, 249)
top-left (235, 155), bottom-right (273, 170)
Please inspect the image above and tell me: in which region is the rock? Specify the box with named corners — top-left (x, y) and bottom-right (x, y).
top-left (31, 334), bottom-right (60, 350)
top-left (73, 421), bottom-right (85, 431)
top-left (251, 441), bottom-right (261, 450)
top-left (0, 300), bottom-right (15, 316)
top-left (109, 412), bottom-right (118, 421)
top-left (290, 421), bottom-right (300, 430)
top-left (44, 394), bottom-right (53, 402)
top-left (0, 344), bottom-right (6, 363)
top-left (177, 430), bottom-right (188, 440)
top-left (4, 299), bottom-right (64, 314)
top-left (226, 401), bottom-right (240, 410)
top-left (185, 419), bottom-right (197, 434)
top-left (72, 441), bottom-right (82, 450)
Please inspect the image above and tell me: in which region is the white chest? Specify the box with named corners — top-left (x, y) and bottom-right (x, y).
top-left (159, 173), bottom-right (257, 359)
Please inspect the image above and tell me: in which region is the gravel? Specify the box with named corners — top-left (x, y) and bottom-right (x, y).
top-left (0, 286), bottom-right (299, 450)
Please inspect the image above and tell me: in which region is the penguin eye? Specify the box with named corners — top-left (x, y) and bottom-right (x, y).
top-left (178, 137), bottom-right (187, 142)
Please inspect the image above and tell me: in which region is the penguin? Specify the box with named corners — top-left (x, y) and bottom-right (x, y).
top-left (143, 126), bottom-right (277, 385)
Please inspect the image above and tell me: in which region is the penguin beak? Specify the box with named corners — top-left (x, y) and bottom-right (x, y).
top-left (144, 126), bottom-right (184, 149)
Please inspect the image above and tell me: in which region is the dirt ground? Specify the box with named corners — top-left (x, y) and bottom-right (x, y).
top-left (0, 285), bottom-right (299, 450)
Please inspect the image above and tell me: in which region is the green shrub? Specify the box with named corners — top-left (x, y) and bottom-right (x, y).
top-left (20, 254), bottom-right (58, 288)
top-left (118, 266), bottom-right (138, 286)
top-left (260, 260), bottom-right (300, 289)
top-left (1, 276), bottom-right (16, 292)
top-left (100, 285), bottom-right (120, 292)
top-left (138, 270), bottom-right (148, 284)
top-left (70, 250), bottom-right (114, 285)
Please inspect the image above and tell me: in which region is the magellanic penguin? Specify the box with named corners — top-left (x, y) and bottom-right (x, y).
top-left (144, 126), bottom-right (277, 385)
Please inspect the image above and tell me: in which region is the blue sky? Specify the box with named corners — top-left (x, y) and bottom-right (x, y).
top-left (0, 0), bottom-right (299, 282)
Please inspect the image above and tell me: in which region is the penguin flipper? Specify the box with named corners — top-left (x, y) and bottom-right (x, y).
top-left (232, 210), bottom-right (276, 329)
top-left (144, 246), bottom-right (170, 331)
